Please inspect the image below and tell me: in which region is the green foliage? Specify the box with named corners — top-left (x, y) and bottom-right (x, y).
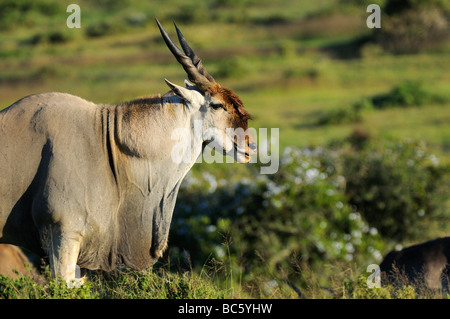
top-left (378, 1), bottom-right (449, 53)
top-left (0, 267), bottom-right (224, 299)
top-left (168, 139), bottom-right (448, 293)
top-left (384, 0), bottom-right (449, 15)
top-left (316, 81), bottom-right (448, 126)
top-left (371, 81), bottom-right (448, 109)
top-left (343, 138), bottom-right (448, 241)
top-left (94, 268), bottom-right (225, 299)
top-left (0, 0), bottom-right (61, 29)
top-left (230, 147), bottom-right (385, 281)
top-left (85, 19), bottom-right (126, 38)
top-left (215, 58), bottom-right (248, 79)
top-left (349, 275), bottom-right (419, 299)
top-left (171, 146), bottom-right (388, 288)
top-left (22, 30), bottom-right (74, 46)
top-left (172, 2), bottom-right (210, 24)
top-left (315, 103), bottom-right (365, 126)
top-left (0, 269), bottom-right (93, 299)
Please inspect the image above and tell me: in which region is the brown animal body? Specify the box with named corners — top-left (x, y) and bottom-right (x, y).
top-left (0, 244), bottom-right (35, 279)
top-left (380, 237), bottom-right (450, 290)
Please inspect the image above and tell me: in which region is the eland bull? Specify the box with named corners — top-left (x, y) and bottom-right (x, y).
top-left (0, 19), bottom-right (256, 285)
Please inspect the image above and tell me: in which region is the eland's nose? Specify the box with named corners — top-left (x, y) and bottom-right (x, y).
top-left (249, 142), bottom-right (258, 152)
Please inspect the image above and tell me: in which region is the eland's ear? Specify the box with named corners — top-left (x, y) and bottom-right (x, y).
top-left (164, 78), bottom-right (194, 102)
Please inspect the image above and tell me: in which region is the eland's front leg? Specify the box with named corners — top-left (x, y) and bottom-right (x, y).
top-left (46, 230), bottom-right (83, 287)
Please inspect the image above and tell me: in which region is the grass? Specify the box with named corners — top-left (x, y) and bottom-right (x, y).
top-left (0, 266), bottom-right (230, 299)
top-left (3, 261), bottom-right (449, 299)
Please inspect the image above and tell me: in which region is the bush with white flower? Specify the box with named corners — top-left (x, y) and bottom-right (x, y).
top-left (166, 137), bottom-right (448, 289)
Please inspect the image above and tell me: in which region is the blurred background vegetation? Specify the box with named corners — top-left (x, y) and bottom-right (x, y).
top-left (0, 0), bottom-right (449, 298)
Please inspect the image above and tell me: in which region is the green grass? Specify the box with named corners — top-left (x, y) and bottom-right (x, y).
top-left (3, 262), bottom-right (449, 299)
top-left (0, 267), bottom-right (229, 299)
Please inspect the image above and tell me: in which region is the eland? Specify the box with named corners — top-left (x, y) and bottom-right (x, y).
top-left (0, 244), bottom-right (39, 280)
top-left (380, 237), bottom-right (450, 291)
top-left (0, 19), bottom-right (256, 285)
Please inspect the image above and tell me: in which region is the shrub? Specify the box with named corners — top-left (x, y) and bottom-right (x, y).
top-left (171, 146), bottom-right (386, 288)
top-left (85, 19), bottom-right (126, 38)
top-left (48, 31), bottom-right (71, 44)
top-left (343, 138), bottom-right (447, 241)
top-left (169, 138), bottom-right (449, 292)
top-left (378, 1), bottom-right (449, 53)
top-left (347, 127), bottom-right (371, 150)
top-left (315, 99), bottom-right (372, 126)
top-left (316, 81), bottom-right (447, 126)
top-left (215, 58), bottom-right (248, 79)
top-left (349, 274), bottom-right (421, 299)
top-left (23, 31), bottom-right (73, 46)
top-left (315, 104), bottom-right (363, 126)
top-left (383, 0), bottom-right (449, 16)
top-left (230, 147), bottom-right (384, 277)
top-left (371, 81), bottom-right (448, 109)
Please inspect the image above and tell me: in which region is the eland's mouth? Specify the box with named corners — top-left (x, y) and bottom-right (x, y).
top-left (233, 142), bottom-right (253, 162)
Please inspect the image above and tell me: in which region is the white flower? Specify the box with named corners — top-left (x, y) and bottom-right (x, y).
top-left (372, 250), bottom-right (382, 261)
top-left (202, 172), bottom-right (217, 192)
top-left (305, 168), bottom-right (319, 183)
top-left (332, 241), bottom-right (343, 251)
top-left (429, 154), bottom-right (439, 165)
top-left (206, 225), bottom-right (216, 233)
top-left (214, 245), bottom-right (225, 258)
top-left (351, 230), bottom-right (362, 238)
top-left (345, 243), bottom-right (355, 253)
top-left (315, 241), bottom-right (325, 252)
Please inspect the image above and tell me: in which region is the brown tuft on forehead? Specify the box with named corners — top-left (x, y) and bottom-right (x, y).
top-left (211, 84), bottom-right (252, 127)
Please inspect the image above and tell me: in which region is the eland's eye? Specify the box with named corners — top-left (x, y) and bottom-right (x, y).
top-left (210, 103), bottom-right (225, 110)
